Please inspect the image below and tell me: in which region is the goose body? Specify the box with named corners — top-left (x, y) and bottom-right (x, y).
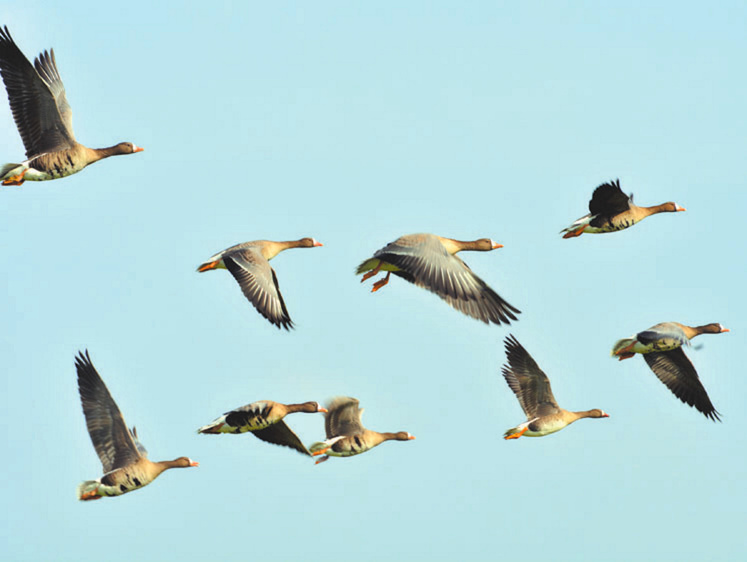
top-left (356, 233), bottom-right (520, 325)
top-left (309, 397), bottom-right (414, 464)
top-left (197, 237), bottom-right (322, 330)
top-left (561, 180), bottom-right (684, 238)
top-left (612, 322), bottom-right (728, 421)
top-left (0, 26), bottom-right (143, 186)
top-left (198, 400), bottom-right (327, 456)
top-left (75, 351), bottom-right (197, 500)
top-left (501, 335), bottom-right (609, 439)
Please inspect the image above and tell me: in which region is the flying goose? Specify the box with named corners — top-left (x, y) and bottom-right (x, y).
top-left (198, 400), bottom-right (327, 456)
top-left (502, 335), bottom-right (609, 439)
top-left (561, 179), bottom-right (684, 238)
top-left (356, 233), bottom-right (520, 325)
top-left (612, 322), bottom-right (728, 421)
top-left (75, 351), bottom-right (197, 501)
top-left (0, 26), bottom-right (143, 186)
top-left (309, 397), bottom-right (414, 464)
top-left (197, 237), bottom-right (323, 330)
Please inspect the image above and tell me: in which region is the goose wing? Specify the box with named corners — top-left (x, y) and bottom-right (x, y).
top-left (501, 335), bottom-right (561, 418)
top-left (324, 397), bottom-right (365, 438)
top-left (588, 180), bottom-right (631, 219)
top-left (75, 351), bottom-right (142, 473)
top-left (643, 349), bottom-right (720, 421)
top-left (0, 27), bottom-right (75, 157)
top-left (223, 248), bottom-right (293, 330)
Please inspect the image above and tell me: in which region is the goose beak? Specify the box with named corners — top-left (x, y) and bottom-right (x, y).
top-left (490, 240), bottom-right (503, 250)
top-left (318, 407), bottom-right (328, 413)
top-left (675, 204), bottom-right (686, 212)
top-left (721, 327), bottom-right (730, 333)
top-left (602, 412), bottom-right (610, 418)
top-left (189, 460), bottom-right (200, 467)
top-left (133, 145), bottom-right (144, 153)
top-left (313, 240), bottom-right (323, 247)
top-left (408, 434), bottom-right (416, 440)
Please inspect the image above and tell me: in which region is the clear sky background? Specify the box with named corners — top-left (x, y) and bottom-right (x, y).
top-left (2, 2), bottom-right (745, 561)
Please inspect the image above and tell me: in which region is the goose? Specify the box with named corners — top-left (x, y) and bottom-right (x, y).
top-left (502, 335), bottom-right (609, 439)
top-left (309, 397), bottom-right (414, 464)
top-left (0, 26), bottom-right (143, 186)
top-left (612, 322), bottom-right (728, 421)
top-left (561, 179), bottom-right (684, 238)
top-left (197, 400), bottom-right (327, 456)
top-left (356, 233), bottom-right (520, 325)
top-left (75, 351), bottom-right (197, 501)
top-left (197, 237), bottom-right (323, 330)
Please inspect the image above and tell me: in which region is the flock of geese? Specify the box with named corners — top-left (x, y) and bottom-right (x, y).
top-left (0, 26), bottom-right (729, 501)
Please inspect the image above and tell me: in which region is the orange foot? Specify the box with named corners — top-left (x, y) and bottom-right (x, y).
top-left (371, 272), bottom-right (390, 292)
top-left (504, 426), bottom-right (529, 440)
top-left (314, 455), bottom-right (330, 465)
top-left (197, 260), bottom-right (220, 272)
top-left (80, 489), bottom-right (102, 501)
top-left (361, 262), bottom-right (382, 282)
top-left (2, 169), bottom-right (26, 186)
top-left (613, 341), bottom-right (637, 360)
top-left (562, 227), bottom-right (585, 239)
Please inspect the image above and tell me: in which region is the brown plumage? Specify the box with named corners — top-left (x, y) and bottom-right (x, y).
top-left (197, 400), bottom-right (327, 456)
top-left (309, 397), bottom-right (415, 464)
top-left (612, 322), bottom-right (728, 421)
top-left (561, 179), bottom-right (684, 238)
top-left (356, 233), bottom-right (520, 325)
top-left (197, 237), bottom-right (323, 330)
top-left (501, 335), bottom-right (609, 439)
top-left (75, 351), bottom-right (197, 500)
top-left (0, 26), bottom-right (143, 186)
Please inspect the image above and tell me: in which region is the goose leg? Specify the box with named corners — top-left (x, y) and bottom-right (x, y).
top-left (371, 272), bottom-right (391, 292)
top-left (360, 262), bottom-right (383, 282)
top-left (314, 455), bottom-right (330, 465)
top-left (562, 226), bottom-right (585, 239)
top-left (613, 341), bottom-right (637, 360)
top-left (2, 169), bottom-right (27, 186)
top-left (504, 426), bottom-right (529, 440)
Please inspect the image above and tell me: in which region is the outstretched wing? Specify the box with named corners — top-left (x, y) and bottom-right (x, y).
top-left (252, 421), bottom-right (311, 456)
top-left (643, 349), bottom-right (720, 421)
top-left (223, 249), bottom-right (293, 330)
top-left (501, 335), bottom-right (561, 419)
top-left (0, 27), bottom-right (75, 157)
top-left (75, 351), bottom-right (142, 473)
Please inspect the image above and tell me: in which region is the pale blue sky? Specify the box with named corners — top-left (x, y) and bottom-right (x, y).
top-left (2, 2), bottom-right (746, 561)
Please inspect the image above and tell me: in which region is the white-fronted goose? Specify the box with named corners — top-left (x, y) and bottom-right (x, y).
top-left (502, 335), bottom-right (609, 439)
top-left (356, 233), bottom-right (520, 325)
top-left (197, 237), bottom-right (323, 330)
top-left (612, 322), bottom-right (728, 421)
top-left (75, 351), bottom-right (197, 501)
top-left (561, 179), bottom-right (685, 238)
top-left (197, 400), bottom-right (327, 456)
top-left (0, 26), bottom-right (143, 186)
top-left (309, 397), bottom-right (414, 464)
